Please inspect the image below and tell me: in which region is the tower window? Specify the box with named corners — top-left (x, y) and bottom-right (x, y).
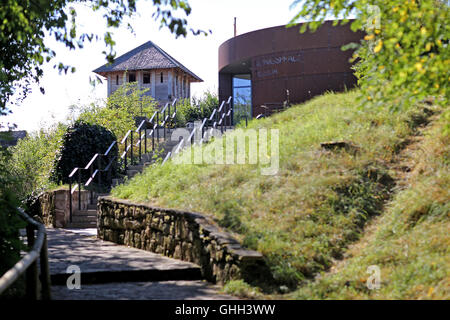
top-left (143, 73), bottom-right (150, 84)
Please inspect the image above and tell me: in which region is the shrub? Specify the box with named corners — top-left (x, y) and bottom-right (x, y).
top-left (0, 147), bottom-right (26, 278)
top-left (175, 91), bottom-right (219, 126)
top-left (194, 90), bottom-right (219, 119)
top-left (73, 82), bottom-right (158, 140)
top-left (174, 99), bottom-right (202, 126)
top-left (9, 123), bottom-right (66, 201)
top-left (51, 121), bottom-right (118, 186)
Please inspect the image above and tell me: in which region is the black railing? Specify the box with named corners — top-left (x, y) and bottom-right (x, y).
top-left (0, 208), bottom-right (51, 300)
top-left (68, 140), bottom-right (117, 222)
top-left (165, 96), bottom-right (236, 163)
top-left (121, 98), bottom-right (178, 169)
top-left (67, 96), bottom-right (245, 213)
top-left (68, 99), bottom-right (178, 219)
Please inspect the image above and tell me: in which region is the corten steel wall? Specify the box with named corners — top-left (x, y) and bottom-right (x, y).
top-left (218, 21), bottom-right (364, 117)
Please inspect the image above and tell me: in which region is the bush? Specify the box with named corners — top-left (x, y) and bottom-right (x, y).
top-left (0, 147), bottom-right (26, 278)
top-left (51, 121), bottom-right (119, 186)
top-left (194, 90), bottom-right (219, 119)
top-left (175, 99), bottom-right (202, 126)
top-left (73, 82), bottom-right (158, 140)
top-left (8, 123), bottom-right (66, 201)
top-left (175, 91), bottom-right (219, 126)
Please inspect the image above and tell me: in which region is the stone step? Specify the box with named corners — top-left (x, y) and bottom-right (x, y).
top-left (66, 221), bottom-right (97, 229)
top-left (87, 204), bottom-right (98, 210)
top-left (128, 164), bottom-right (144, 171)
top-left (140, 153), bottom-right (153, 163)
top-left (93, 193), bottom-right (110, 200)
top-left (126, 170), bottom-right (140, 179)
top-left (112, 178), bottom-right (123, 187)
top-left (73, 209), bottom-right (97, 216)
top-left (71, 216), bottom-right (97, 223)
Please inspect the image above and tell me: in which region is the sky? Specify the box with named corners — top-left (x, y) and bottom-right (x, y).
top-left (3, 0), bottom-right (301, 132)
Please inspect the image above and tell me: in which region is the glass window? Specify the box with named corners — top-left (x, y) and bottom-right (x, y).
top-left (116, 75), bottom-right (119, 85)
top-left (143, 73), bottom-right (150, 84)
top-left (128, 73), bottom-right (136, 82)
top-left (232, 74), bottom-right (252, 124)
top-left (160, 72), bottom-right (164, 83)
top-left (233, 74), bottom-right (251, 88)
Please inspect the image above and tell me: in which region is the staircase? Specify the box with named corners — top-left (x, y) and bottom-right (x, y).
top-left (66, 137), bottom-right (181, 229)
top-left (113, 133), bottom-right (181, 186)
top-left (66, 126), bottom-right (236, 229)
top-left (66, 94), bottom-right (236, 230)
top-left (66, 204), bottom-right (97, 229)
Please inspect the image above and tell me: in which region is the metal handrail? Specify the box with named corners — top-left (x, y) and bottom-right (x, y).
top-left (120, 130), bottom-right (132, 144)
top-left (0, 208), bottom-right (51, 300)
top-left (66, 100), bottom-right (179, 219)
top-left (68, 138), bottom-right (118, 219)
top-left (65, 96), bottom-right (238, 215)
top-left (164, 96), bottom-right (235, 164)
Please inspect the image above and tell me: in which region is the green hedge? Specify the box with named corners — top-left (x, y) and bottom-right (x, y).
top-left (51, 121), bottom-right (118, 187)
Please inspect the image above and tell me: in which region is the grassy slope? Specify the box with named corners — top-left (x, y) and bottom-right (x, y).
top-left (112, 90), bottom-right (447, 296)
top-left (292, 114), bottom-right (449, 299)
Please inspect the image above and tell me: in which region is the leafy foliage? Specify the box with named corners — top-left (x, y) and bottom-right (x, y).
top-left (73, 82), bottom-right (157, 146)
top-left (0, 147), bottom-right (26, 277)
top-left (175, 90), bottom-right (219, 126)
top-left (289, 0), bottom-right (449, 111)
top-left (8, 123), bottom-right (66, 201)
top-left (52, 121), bottom-right (118, 185)
top-left (0, 0), bottom-right (205, 113)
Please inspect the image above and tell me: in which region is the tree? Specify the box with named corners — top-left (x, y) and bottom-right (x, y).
top-left (0, 0), bottom-right (205, 116)
top-left (73, 82), bottom-right (158, 139)
top-left (289, 0), bottom-right (449, 111)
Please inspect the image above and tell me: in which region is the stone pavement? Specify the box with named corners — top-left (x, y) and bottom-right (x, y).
top-left (52, 280), bottom-right (235, 300)
top-left (47, 229), bottom-right (235, 300)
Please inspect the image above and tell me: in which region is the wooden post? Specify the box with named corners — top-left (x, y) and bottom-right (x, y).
top-left (25, 225), bottom-right (38, 300)
top-left (39, 234), bottom-right (51, 300)
top-left (78, 171), bottom-right (81, 211)
top-left (69, 181), bottom-right (72, 223)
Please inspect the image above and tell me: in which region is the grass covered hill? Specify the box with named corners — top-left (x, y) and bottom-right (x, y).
top-left (111, 90), bottom-right (448, 298)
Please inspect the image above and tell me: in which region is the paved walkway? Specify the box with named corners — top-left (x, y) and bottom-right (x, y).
top-left (47, 229), bottom-right (235, 300)
top-left (52, 280), bottom-right (234, 300)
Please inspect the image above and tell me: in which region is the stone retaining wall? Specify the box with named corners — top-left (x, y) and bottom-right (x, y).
top-left (37, 189), bottom-right (92, 227)
top-left (98, 197), bottom-right (272, 285)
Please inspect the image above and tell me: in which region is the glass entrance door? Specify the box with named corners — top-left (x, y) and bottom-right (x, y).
top-left (232, 74), bottom-right (252, 125)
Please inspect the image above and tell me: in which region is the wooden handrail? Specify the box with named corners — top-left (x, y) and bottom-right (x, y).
top-left (0, 208), bottom-right (51, 300)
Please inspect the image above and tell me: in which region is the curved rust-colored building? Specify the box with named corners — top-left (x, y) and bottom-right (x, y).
top-left (218, 21), bottom-right (363, 120)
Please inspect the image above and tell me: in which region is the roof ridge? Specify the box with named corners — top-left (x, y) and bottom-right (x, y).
top-left (93, 40), bottom-right (202, 82)
top-left (150, 42), bottom-right (203, 81)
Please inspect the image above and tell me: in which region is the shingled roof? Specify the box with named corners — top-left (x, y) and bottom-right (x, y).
top-left (93, 41), bottom-right (203, 82)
